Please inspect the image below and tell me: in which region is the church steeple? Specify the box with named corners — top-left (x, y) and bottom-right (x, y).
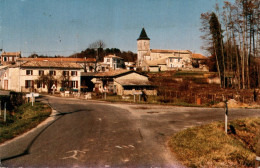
top-left (137, 28), bottom-right (150, 40)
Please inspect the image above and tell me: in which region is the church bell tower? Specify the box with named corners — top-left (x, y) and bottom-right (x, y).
top-left (137, 28), bottom-right (150, 67)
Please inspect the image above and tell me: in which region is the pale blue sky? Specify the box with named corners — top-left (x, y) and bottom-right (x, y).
top-left (0, 0), bottom-right (230, 57)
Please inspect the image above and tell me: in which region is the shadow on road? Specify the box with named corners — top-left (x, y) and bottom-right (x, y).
top-left (1, 96), bottom-right (91, 162)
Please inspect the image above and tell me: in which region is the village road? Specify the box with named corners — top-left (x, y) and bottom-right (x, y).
top-left (1, 96), bottom-right (260, 167)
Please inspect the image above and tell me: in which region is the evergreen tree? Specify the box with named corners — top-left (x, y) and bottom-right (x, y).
top-left (209, 12), bottom-right (225, 88)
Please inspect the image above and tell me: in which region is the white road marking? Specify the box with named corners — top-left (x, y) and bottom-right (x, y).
top-left (128, 145), bottom-right (135, 148)
top-left (62, 150), bottom-right (86, 160)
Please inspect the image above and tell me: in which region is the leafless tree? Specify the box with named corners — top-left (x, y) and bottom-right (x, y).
top-left (88, 40), bottom-right (106, 72)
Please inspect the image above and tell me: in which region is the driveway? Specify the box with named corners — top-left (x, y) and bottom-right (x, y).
top-left (1, 96), bottom-right (259, 167)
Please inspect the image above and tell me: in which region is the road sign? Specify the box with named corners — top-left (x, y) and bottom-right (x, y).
top-left (133, 91), bottom-right (142, 95)
top-left (26, 92), bottom-right (39, 98)
top-left (52, 84), bottom-right (57, 90)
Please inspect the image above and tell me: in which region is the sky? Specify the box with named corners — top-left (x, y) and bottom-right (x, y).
top-left (0, 0), bottom-right (232, 57)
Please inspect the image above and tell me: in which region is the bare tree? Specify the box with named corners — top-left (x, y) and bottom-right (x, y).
top-left (88, 40), bottom-right (106, 72)
top-left (88, 40), bottom-right (106, 49)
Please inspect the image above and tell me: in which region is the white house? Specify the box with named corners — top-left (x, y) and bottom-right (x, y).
top-left (103, 55), bottom-right (125, 70)
top-left (0, 61), bottom-right (84, 93)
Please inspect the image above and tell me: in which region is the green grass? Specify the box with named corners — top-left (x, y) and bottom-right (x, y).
top-left (0, 102), bottom-right (52, 143)
top-left (169, 117), bottom-right (260, 167)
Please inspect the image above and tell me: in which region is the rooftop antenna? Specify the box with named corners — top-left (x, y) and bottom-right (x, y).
top-left (0, 40), bottom-right (3, 52)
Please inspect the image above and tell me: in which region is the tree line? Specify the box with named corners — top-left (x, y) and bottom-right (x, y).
top-left (201, 0), bottom-right (259, 89)
top-left (69, 48), bottom-right (137, 62)
top-left (29, 40), bottom-right (137, 62)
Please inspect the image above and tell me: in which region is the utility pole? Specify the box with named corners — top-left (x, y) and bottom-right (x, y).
top-left (95, 48), bottom-right (99, 72)
top-left (4, 102), bottom-right (6, 122)
top-left (225, 100), bottom-right (228, 134)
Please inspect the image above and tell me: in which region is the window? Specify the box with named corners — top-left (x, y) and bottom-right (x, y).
top-left (71, 71), bottom-right (77, 76)
top-left (39, 70), bottom-right (44, 76)
top-left (26, 70), bottom-right (33, 75)
top-left (37, 82), bottom-right (45, 88)
top-left (70, 81), bottom-right (78, 88)
top-left (107, 58), bottom-right (110, 62)
top-left (50, 70), bottom-right (56, 76)
top-left (63, 71), bottom-right (69, 76)
top-left (178, 58), bottom-right (180, 62)
top-left (25, 80), bottom-right (34, 88)
top-left (170, 58), bottom-right (173, 62)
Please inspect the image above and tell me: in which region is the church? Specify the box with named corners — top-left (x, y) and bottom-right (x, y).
top-left (137, 28), bottom-right (208, 72)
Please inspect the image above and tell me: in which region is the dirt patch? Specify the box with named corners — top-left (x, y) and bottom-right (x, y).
top-left (212, 99), bottom-right (260, 108)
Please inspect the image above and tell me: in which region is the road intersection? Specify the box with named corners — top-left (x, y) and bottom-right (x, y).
top-left (1, 96), bottom-right (259, 167)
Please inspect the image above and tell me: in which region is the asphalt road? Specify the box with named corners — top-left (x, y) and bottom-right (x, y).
top-left (1, 96), bottom-right (260, 167)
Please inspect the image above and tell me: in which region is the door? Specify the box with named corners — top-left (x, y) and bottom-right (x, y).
top-left (4, 80), bottom-right (8, 90)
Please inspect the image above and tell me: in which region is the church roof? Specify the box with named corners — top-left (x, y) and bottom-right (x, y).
top-left (137, 28), bottom-right (150, 40)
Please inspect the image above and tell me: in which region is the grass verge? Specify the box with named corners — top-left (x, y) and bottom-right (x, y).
top-left (0, 102), bottom-right (52, 144)
top-left (168, 117), bottom-right (260, 167)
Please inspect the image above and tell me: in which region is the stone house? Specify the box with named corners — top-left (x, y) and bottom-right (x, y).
top-left (137, 28), bottom-right (207, 71)
top-left (1, 51), bottom-right (21, 65)
top-left (0, 61), bottom-right (84, 93)
top-left (92, 70), bottom-right (157, 95)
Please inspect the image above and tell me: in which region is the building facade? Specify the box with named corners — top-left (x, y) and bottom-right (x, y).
top-left (1, 51), bottom-right (21, 65)
top-left (0, 61), bottom-right (84, 93)
top-left (103, 55), bottom-right (125, 70)
top-left (137, 28), bottom-right (208, 71)
top-left (92, 70), bottom-right (157, 95)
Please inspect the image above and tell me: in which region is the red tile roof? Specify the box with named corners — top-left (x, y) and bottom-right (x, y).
top-left (17, 57), bottom-right (96, 62)
top-left (150, 49), bottom-right (191, 54)
top-left (104, 55), bottom-right (124, 59)
top-left (192, 53), bottom-right (208, 60)
top-left (20, 61), bottom-right (83, 69)
top-left (1, 51), bottom-right (21, 57)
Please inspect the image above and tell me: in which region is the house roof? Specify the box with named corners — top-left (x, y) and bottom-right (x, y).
top-left (94, 70), bottom-right (148, 78)
top-left (1, 51), bottom-right (21, 57)
top-left (20, 61), bottom-right (83, 69)
top-left (17, 57), bottom-right (96, 62)
top-left (104, 55), bottom-right (123, 59)
top-left (115, 79), bottom-right (152, 86)
top-left (143, 58), bottom-right (167, 66)
top-left (137, 28), bottom-right (150, 40)
top-left (192, 53), bottom-right (208, 60)
top-left (94, 69), bottom-right (130, 77)
top-left (150, 49), bottom-right (191, 54)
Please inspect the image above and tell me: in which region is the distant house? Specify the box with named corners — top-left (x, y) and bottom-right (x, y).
top-left (125, 62), bottom-right (136, 70)
top-left (91, 70), bottom-right (157, 95)
top-left (1, 61), bottom-right (84, 93)
top-left (103, 55), bottom-right (125, 70)
top-left (192, 53), bottom-right (208, 64)
top-left (1, 51), bottom-right (21, 65)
